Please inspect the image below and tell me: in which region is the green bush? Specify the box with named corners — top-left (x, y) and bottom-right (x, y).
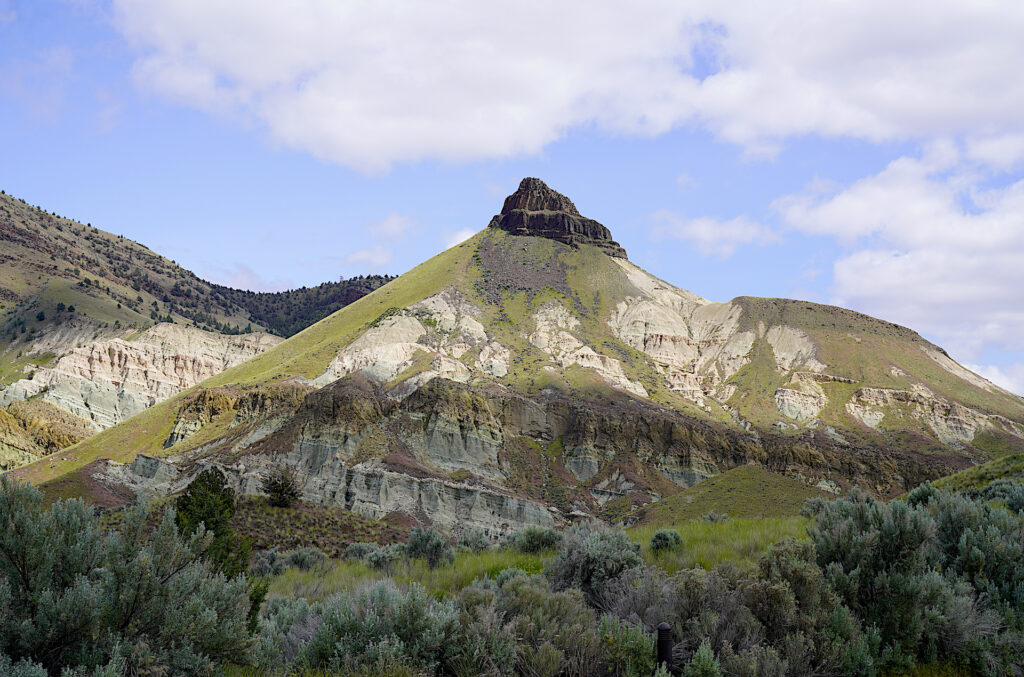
top-left (684, 639), bottom-right (722, 677)
top-left (261, 465), bottom-right (302, 508)
top-left (365, 544), bottom-right (406, 573)
top-left (812, 488), bottom-right (1013, 671)
top-left (547, 524), bottom-right (643, 604)
top-left (285, 581), bottom-right (460, 673)
top-left (458, 527), bottom-right (492, 553)
top-left (406, 527), bottom-right (454, 569)
top-left (0, 476), bottom-right (251, 675)
top-left (492, 573), bottom-right (602, 675)
top-left (285, 546), bottom-right (327, 571)
top-left (506, 526), bottom-right (562, 553)
top-left (176, 467), bottom-right (250, 577)
top-left (251, 548), bottom-right (285, 577)
top-left (344, 542), bottom-right (380, 561)
top-left (650, 528), bottom-right (683, 552)
top-left (598, 615), bottom-right (655, 677)
top-left (251, 547), bottom-right (325, 577)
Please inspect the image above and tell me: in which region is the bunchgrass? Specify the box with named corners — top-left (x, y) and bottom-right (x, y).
top-left (628, 517), bottom-right (810, 572)
top-left (268, 547), bottom-right (549, 603)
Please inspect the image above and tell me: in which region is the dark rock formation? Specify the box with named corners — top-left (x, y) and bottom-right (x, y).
top-left (489, 178), bottom-right (628, 258)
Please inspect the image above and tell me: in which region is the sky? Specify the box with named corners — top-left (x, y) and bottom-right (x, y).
top-left (2, 1), bottom-right (1024, 395)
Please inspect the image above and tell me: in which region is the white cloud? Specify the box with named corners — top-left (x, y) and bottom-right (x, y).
top-left (342, 246), bottom-right (392, 268)
top-left (373, 212), bottom-right (415, 238)
top-left (964, 363), bottom-right (1024, 397)
top-left (776, 146), bottom-right (1024, 360)
top-left (444, 228), bottom-right (476, 249)
top-left (653, 210), bottom-right (778, 258)
top-left (111, 1), bottom-right (1024, 171)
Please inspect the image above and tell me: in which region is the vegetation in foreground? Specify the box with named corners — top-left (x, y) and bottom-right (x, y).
top-left (1, 470), bottom-right (1023, 676)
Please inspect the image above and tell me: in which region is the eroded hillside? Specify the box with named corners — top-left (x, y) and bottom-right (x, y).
top-left (15, 179), bottom-right (1024, 535)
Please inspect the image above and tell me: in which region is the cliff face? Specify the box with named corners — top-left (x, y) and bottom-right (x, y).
top-left (0, 324), bottom-right (281, 467)
top-left (488, 178), bottom-right (628, 258)
top-left (24, 178), bottom-right (1024, 535)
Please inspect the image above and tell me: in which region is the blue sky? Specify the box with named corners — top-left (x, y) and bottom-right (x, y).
top-left (2, 0), bottom-right (1024, 394)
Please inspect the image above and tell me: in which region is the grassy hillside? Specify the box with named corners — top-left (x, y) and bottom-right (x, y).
top-left (0, 190), bottom-right (392, 374)
top-left (628, 465), bottom-right (831, 524)
top-left (932, 453), bottom-right (1024, 492)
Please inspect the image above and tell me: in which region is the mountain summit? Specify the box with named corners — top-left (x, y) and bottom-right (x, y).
top-left (15, 180), bottom-right (1024, 535)
top-left (488, 178), bottom-right (627, 258)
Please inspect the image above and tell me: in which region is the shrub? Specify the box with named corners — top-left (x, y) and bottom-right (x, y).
top-left (650, 528), bottom-right (683, 552)
top-left (450, 586), bottom-right (517, 676)
top-left (492, 574), bottom-right (602, 676)
top-left (261, 465), bottom-right (302, 508)
top-left (299, 581), bottom-right (460, 673)
top-left (506, 525), bottom-right (562, 553)
top-left (702, 510), bottom-right (729, 523)
top-left (285, 546), bottom-right (327, 571)
top-left (547, 524), bottom-right (643, 605)
top-left (684, 640), bottom-right (722, 677)
top-left (176, 467), bottom-right (250, 577)
top-left (344, 542), bottom-right (380, 561)
top-left (251, 548), bottom-right (285, 577)
top-left (251, 547), bottom-right (325, 577)
top-left (458, 527), bottom-right (492, 553)
top-left (365, 544), bottom-right (406, 573)
top-left (598, 615), bottom-right (655, 677)
top-left (406, 527), bottom-right (454, 569)
top-left (0, 476), bottom-right (251, 675)
top-left (811, 488), bottom-right (1006, 670)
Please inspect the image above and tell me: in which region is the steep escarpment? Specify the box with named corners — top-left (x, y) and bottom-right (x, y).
top-left (20, 178), bottom-right (1024, 534)
top-left (0, 323), bottom-right (280, 430)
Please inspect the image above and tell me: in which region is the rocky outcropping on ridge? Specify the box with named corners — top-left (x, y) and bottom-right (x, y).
top-left (0, 323), bottom-right (282, 431)
top-left (488, 178), bottom-right (628, 258)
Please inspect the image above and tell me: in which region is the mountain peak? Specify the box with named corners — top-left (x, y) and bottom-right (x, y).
top-left (489, 178), bottom-right (627, 258)
top-left (500, 177), bottom-right (581, 216)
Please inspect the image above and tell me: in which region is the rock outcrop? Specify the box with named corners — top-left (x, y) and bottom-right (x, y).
top-left (0, 400), bottom-right (93, 470)
top-left (23, 177), bottom-right (1024, 532)
top-left (488, 178), bottom-right (628, 258)
top-left (0, 324), bottom-right (281, 431)
top-left (100, 452), bottom-right (557, 538)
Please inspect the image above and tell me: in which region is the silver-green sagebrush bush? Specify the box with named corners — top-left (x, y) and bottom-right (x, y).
top-left (546, 523), bottom-right (643, 604)
top-left (406, 526), bottom-right (454, 569)
top-left (0, 476), bottom-right (251, 676)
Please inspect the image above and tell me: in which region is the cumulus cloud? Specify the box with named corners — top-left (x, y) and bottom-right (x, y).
top-left (111, 1), bottom-right (1024, 171)
top-left (653, 210), bottom-right (778, 258)
top-left (775, 145), bottom-right (1024, 361)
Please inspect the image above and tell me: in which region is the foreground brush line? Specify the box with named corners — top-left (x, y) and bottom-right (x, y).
top-left (1, 476), bottom-right (1022, 676)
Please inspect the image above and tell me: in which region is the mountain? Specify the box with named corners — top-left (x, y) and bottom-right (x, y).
top-left (11, 179), bottom-right (1024, 535)
top-left (0, 190), bottom-right (391, 469)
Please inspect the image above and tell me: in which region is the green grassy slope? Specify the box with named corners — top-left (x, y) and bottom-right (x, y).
top-left (13, 220), bottom-right (1024, 504)
top-left (932, 453), bottom-right (1024, 492)
top-left (629, 465), bottom-right (831, 524)
top-left (11, 234), bottom-right (484, 486)
top-left (0, 190), bottom-right (394, 372)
